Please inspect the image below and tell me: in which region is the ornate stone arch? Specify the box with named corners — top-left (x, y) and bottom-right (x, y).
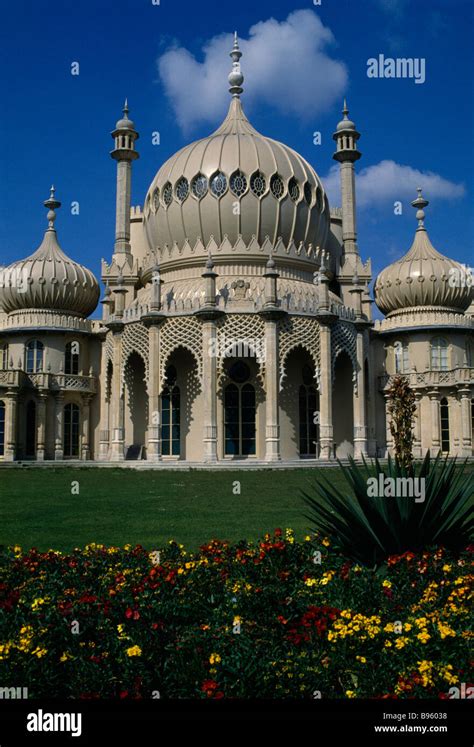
top-left (331, 320), bottom-right (358, 393)
top-left (158, 316), bottom-right (203, 391)
top-left (279, 316), bottom-right (321, 391)
top-left (216, 314), bottom-right (266, 385)
top-left (120, 322), bottom-right (150, 392)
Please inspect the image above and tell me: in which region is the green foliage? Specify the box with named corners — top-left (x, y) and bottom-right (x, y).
top-left (303, 452), bottom-right (473, 567)
top-left (387, 376), bottom-right (417, 468)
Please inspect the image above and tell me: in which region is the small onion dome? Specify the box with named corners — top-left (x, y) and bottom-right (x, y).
top-left (336, 99), bottom-right (356, 131)
top-left (0, 188), bottom-right (100, 317)
top-left (374, 190), bottom-right (472, 316)
top-left (115, 99), bottom-right (135, 130)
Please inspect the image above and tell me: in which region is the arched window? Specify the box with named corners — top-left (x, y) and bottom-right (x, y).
top-left (0, 400), bottom-right (5, 456)
top-left (224, 379), bottom-right (256, 457)
top-left (65, 341), bottom-right (80, 375)
top-left (440, 398), bottom-right (450, 453)
top-left (0, 342), bottom-right (8, 369)
top-left (394, 341), bottom-right (409, 374)
top-left (431, 338), bottom-right (448, 371)
top-left (299, 380), bottom-right (318, 456)
top-left (64, 403), bottom-right (80, 458)
top-left (466, 341), bottom-right (473, 367)
top-left (25, 400), bottom-right (36, 458)
top-left (161, 365), bottom-right (180, 457)
top-left (25, 340), bottom-right (44, 373)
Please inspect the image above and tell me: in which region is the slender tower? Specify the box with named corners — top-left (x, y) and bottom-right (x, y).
top-left (110, 100), bottom-right (139, 259)
top-left (332, 99), bottom-right (361, 259)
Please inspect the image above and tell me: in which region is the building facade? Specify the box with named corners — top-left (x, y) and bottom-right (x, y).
top-left (0, 38), bottom-right (472, 463)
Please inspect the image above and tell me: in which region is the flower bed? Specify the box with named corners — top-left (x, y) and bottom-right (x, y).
top-left (0, 532), bottom-right (471, 699)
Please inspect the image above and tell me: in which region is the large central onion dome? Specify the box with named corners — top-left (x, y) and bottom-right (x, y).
top-left (0, 188), bottom-right (100, 318)
top-left (143, 34), bottom-right (329, 254)
top-left (374, 190), bottom-right (472, 316)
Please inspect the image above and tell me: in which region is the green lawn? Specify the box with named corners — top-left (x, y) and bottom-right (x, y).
top-left (0, 467), bottom-right (345, 552)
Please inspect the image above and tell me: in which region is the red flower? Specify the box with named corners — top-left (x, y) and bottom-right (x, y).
top-left (201, 679), bottom-right (219, 697)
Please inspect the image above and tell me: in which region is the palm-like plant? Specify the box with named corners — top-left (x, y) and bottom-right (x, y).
top-left (303, 451), bottom-right (473, 567)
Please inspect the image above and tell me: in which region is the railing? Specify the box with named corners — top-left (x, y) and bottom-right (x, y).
top-left (0, 310), bottom-right (96, 333)
top-left (379, 368), bottom-right (474, 390)
top-left (0, 369), bottom-right (96, 393)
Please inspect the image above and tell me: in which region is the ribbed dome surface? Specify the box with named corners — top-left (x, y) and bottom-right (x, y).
top-left (0, 223), bottom-right (100, 317)
top-left (374, 225), bottom-right (472, 316)
top-left (143, 97), bottom-right (329, 256)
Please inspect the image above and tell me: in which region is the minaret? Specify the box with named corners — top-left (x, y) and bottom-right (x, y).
top-left (110, 100), bottom-right (139, 259)
top-left (333, 99), bottom-right (361, 259)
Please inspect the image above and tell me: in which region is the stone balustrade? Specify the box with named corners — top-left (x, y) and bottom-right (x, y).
top-left (379, 368), bottom-right (474, 391)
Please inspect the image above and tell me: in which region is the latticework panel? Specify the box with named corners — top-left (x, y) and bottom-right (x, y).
top-left (159, 316), bottom-right (203, 390)
top-left (216, 314), bottom-right (266, 381)
top-left (279, 316), bottom-right (321, 390)
top-left (121, 323), bottom-right (150, 390)
top-left (331, 320), bottom-right (358, 391)
top-left (104, 332), bottom-right (114, 363)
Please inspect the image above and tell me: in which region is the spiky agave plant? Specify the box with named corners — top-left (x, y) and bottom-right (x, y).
top-left (303, 451), bottom-right (473, 567)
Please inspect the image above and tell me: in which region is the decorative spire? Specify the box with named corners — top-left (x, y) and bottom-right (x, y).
top-left (411, 187), bottom-right (429, 230)
top-left (206, 250), bottom-right (214, 271)
top-left (228, 32), bottom-right (244, 98)
top-left (123, 99), bottom-right (129, 118)
top-left (343, 98), bottom-right (349, 118)
top-left (43, 185), bottom-right (61, 228)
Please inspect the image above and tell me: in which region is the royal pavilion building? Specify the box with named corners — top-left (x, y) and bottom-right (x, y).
top-left (0, 36), bottom-right (472, 464)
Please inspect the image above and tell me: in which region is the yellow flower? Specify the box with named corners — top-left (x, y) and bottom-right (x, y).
top-left (177, 568), bottom-right (185, 575)
top-left (417, 630), bottom-right (431, 644)
top-left (403, 623), bottom-right (412, 632)
top-left (356, 656), bottom-right (367, 664)
top-left (442, 564), bottom-right (452, 572)
top-left (209, 653), bottom-right (222, 665)
top-left (382, 580), bottom-right (392, 589)
top-left (304, 535), bottom-right (312, 542)
top-left (322, 537), bottom-right (331, 547)
top-left (345, 690), bottom-right (356, 698)
top-left (31, 597), bottom-right (47, 611)
top-left (60, 652), bottom-right (72, 662)
top-left (384, 640), bottom-right (392, 648)
top-left (126, 645), bottom-right (142, 657)
top-left (305, 578), bottom-right (317, 587)
top-left (31, 647), bottom-right (47, 658)
top-left (395, 637), bottom-right (409, 649)
top-left (437, 622), bottom-right (456, 639)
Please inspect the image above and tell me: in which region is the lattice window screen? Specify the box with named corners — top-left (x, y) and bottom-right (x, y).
top-left (279, 316), bottom-right (321, 390)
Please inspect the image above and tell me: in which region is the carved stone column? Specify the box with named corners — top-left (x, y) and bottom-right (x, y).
top-left (54, 392), bottom-right (64, 460)
top-left (81, 394), bottom-right (91, 461)
top-left (36, 392), bottom-right (47, 461)
top-left (4, 389), bottom-right (18, 462)
top-left (201, 317), bottom-right (219, 462)
top-left (260, 312), bottom-right (283, 462)
top-left (429, 388), bottom-right (440, 453)
top-left (318, 322), bottom-right (334, 460)
top-left (384, 390), bottom-right (393, 457)
top-left (98, 337), bottom-right (111, 461)
top-left (459, 387), bottom-right (473, 457)
top-left (144, 319), bottom-right (165, 462)
top-left (107, 324), bottom-right (125, 462)
top-left (353, 330), bottom-right (368, 459)
top-left (413, 391), bottom-right (423, 458)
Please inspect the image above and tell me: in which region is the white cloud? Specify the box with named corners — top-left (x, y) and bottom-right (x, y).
top-left (157, 10), bottom-right (347, 134)
top-left (322, 160), bottom-right (465, 209)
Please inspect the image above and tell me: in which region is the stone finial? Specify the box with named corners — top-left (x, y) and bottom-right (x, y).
top-left (44, 185), bottom-right (61, 228)
top-left (412, 187), bottom-right (429, 229)
top-left (229, 32), bottom-right (244, 98)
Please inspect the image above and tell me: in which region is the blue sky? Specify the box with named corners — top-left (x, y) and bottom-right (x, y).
top-left (0, 0), bottom-right (472, 311)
